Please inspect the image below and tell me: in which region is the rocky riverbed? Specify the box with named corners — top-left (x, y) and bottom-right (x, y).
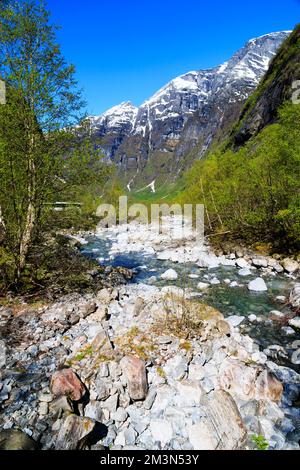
top-left (0, 218), bottom-right (299, 450)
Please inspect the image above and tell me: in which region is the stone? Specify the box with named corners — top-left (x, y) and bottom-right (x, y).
top-left (91, 330), bottom-right (112, 352)
top-left (120, 356), bottom-right (148, 400)
top-left (281, 326), bottom-right (295, 336)
top-left (84, 401), bottom-right (103, 422)
top-left (92, 306), bottom-right (108, 322)
top-left (0, 340), bottom-right (7, 369)
top-left (238, 268), bottom-right (252, 276)
top-left (50, 368), bottom-right (86, 402)
top-left (79, 301), bottom-right (97, 318)
top-left (161, 269), bottom-right (178, 280)
top-left (197, 282), bottom-right (210, 290)
top-left (210, 278), bottom-right (220, 285)
top-left (133, 297), bottom-right (145, 317)
top-left (38, 392), bottom-right (52, 403)
top-left (290, 284), bottom-right (300, 308)
top-left (251, 351), bottom-right (268, 365)
top-left (175, 381), bottom-right (203, 406)
top-left (236, 258), bottom-right (250, 269)
top-left (99, 363), bottom-right (109, 378)
top-left (248, 278), bottom-right (268, 292)
top-left (255, 370), bottom-right (283, 403)
top-left (111, 408), bottom-right (128, 423)
top-left (115, 427), bottom-right (137, 447)
top-left (252, 257), bottom-right (268, 268)
top-left (230, 281), bottom-right (238, 287)
top-left (38, 402), bottom-right (48, 416)
top-left (55, 414), bottom-right (95, 450)
top-left (282, 258), bottom-right (299, 274)
top-left (248, 314), bottom-right (257, 322)
top-left (0, 429), bottom-right (38, 450)
top-left (102, 394), bottom-right (118, 413)
top-left (187, 422), bottom-right (218, 450)
top-left (273, 264), bottom-right (284, 274)
top-left (289, 317), bottom-right (300, 329)
top-left (150, 420), bottom-right (173, 446)
top-left (188, 364), bottom-right (205, 381)
top-left (269, 310), bottom-right (285, 319)
top-left (144, 389), bottom-right (157, 410)
top-left (204, 390), bottom-right (247, 449)
top-left (163, 354), bottom-right (188, 380)
top-left (50, 395), bottom-right (74, 414)
top-left (226, 315), bottom-right (245, 327)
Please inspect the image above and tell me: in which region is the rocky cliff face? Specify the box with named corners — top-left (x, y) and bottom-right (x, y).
top-left (231, 24), bottom-right (300, 147)
top-left (90, 31), bottom-right (291, 189)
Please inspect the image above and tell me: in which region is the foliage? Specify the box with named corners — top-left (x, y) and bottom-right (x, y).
top-left (251, 434), bottom-right (269, 451)
top-left (178, 103), bottom-right (300, 251)
top-left (0, 1), bottom-right (110, 285)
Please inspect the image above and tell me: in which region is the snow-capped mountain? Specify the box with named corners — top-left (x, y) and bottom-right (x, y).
top-left (90, 31), bottom-right (291, 187)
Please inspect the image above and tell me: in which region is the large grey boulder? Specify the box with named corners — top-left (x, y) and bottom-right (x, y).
top-left (0, 430), bottom-right (38, 450)
top-left (55, 414), bottom-right (95, 450)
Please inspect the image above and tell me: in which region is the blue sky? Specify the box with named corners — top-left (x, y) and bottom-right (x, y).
top-left (46, 0), bottom-right (300, 116)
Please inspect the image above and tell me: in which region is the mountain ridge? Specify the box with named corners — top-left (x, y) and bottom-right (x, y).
top-left (89, 30), bottom-right (292, 190)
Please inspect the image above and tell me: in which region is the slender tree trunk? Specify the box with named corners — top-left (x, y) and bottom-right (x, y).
top-left (17, 131), bottom-right (36, 278)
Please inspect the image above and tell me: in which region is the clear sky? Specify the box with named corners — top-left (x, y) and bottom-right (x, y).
top-left (46, 0), bottom-right (300, 116)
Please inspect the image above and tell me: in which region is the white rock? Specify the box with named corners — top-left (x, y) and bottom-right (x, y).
top-left (248, 278), bottom-right (268, 292)
top-left (161, 269), bottom-right (178, 281)
top-left (238, 268), bottom-right (252, 276)
top-left (251, 351), bottom-right (268, 365)
top-left (188, 422), bottom-right (218, 450)
top-left (248, 314), bottom-right (257, 322)
top-left (288, 317), bottom-right (300, 329)
top-left (282, 258), bottom-right (299, 274)
top-left (230, 281), bottom-right (238, 288)
top-left (197, 282), bottom-right (210, 290)
top-left (281, 326), bottom-right (295, 336)
top-left (269, 310), bottom-right (285, 318)
top-left (236, 258), bottom-right (250, 269)
top-left (252, 257), bottom-right (268, 268)
top-left (226, 315), bottom-right (245, 327)
top-left (210, 278), bottom-right (220, 285)
top-left (150, 420), bottom-right (173, 446)
top-left (188, 274), bottom-right (199, 279)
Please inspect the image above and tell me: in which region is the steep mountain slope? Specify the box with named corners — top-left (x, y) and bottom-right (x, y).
top-left (179, 23), bottom-right (300, 249)
top-left (231, 24), bottom-right (300, 146)
top-left (91, 31), bottom-right (291, 189)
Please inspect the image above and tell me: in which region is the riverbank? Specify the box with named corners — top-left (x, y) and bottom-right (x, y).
top-left (0, 219), bottom-right (299, 450)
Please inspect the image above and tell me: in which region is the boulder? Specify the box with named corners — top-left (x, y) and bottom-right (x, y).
top-left (0, 429), bottom-right (38, 450)
top-left (236, 258), bottom-right (250, 269)
top-left (120, 356), bottom-right (148, 400)
top-left (290, 284), bottom-right (300, 309)
top-left (197, 282), bottom-right (210, 290)
top-left (248, 278), bottom-right (268, 292)
top-left (282, 258), bottom-right (299, 274)
top-left (226, 315), bottom-right (245, 327)
top-left (150, 420), bottom-right (173, 447)
top-left (255, 370), bottom-right (283, 403)
top-left (160, 269), bottom-right (178, 281)
top-left (252, 257), bottom-right (268, 268)
top-left (55, 414), bottom-right (95, 450)
top-left (289, 317), bottom-right (300, 329)
top-left (188, 390), bottom-right (246, 450)
top-left (84, 401), bottom-right (104, 422)
top-left (50, 368), bottom-right (86, 402)
top-left (238, 268), bottom-right (252, 277)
